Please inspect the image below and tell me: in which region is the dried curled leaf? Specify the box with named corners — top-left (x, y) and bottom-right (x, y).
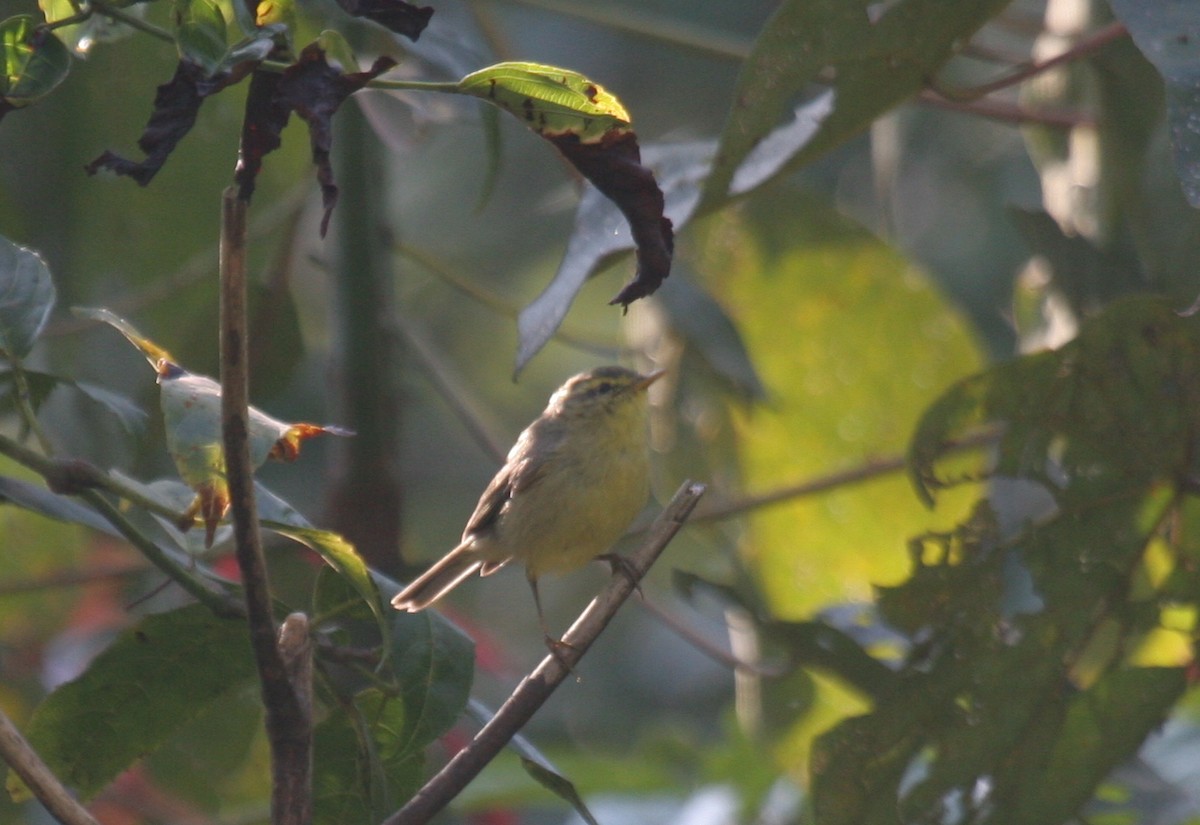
top-left (236, 39), bottom-right (396, 234)
top-left (459, 61), bottom-right (672, 308)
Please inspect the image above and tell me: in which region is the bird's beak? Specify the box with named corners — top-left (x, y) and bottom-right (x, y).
top-left (634, 369), bottom-right (667, 391)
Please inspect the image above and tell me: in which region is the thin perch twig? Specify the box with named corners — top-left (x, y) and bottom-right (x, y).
top-left (0, 707), bottom-right (101, 825)
top-left (382, 480), bottom-right (706, 825)
top-left (219, 187), bottom-right (311, 825)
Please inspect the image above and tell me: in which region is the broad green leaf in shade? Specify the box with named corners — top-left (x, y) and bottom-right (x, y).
top-left (173, 0), bottom-right (228, 76)
top-left (1109, 0), bottom-right (1200, 208)
top-left (76, 306), bottom-right (352, 545)
top-left (910, 298), bottom-right (1200, 508)
top-left (0, 474), bottom-right (116, 537)
top-left (0, 368), bottom-right (147, 433)
top-left (264, 523), bottom-right (387, 642)
top-left (700, 0), bottom-right (1011, 209)
top-left (810, 299), bottom-right (1200, 824)
top-left (0, 16), bottom-right (69, 112)
top-left (313, 688), bottom-right (423, 825)
top-left (5, 604), bottom-right (255, 803)
top-left (656, 270), bottom-right (766, 401)
top-left (458, 61), bottom-right (630, 142)
top-left (0, 236), bottom-right (54, 359)
top-left (390, 610), bottom-right (475, 750)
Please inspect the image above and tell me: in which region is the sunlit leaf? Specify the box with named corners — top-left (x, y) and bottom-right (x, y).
top-left (0, 236), bottom-right (54, 359)
top-left (6, 605), bottom-right (255, 802)
top-left (459, 62), bottom-right (630, 142)
top-left (459, 61), bottom-right (672, 313)
top-left (0, 16), bottom-right (69, 115)
top-left (38, 0), bottom-right (135, 55)
top-left (173, 0), bottom-right (227, 77)
top-left (264, 522), bottom-right (387, 643)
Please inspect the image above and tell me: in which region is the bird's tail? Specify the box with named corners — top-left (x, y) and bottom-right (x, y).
top-left (391, 543), bottom-right (486, 612)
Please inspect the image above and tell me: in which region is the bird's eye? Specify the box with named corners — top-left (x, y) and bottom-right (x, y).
top-left (595, 382), bottom-right (614, 395)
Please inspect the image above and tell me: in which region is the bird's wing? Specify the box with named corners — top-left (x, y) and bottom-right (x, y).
top-left (462, 422), bottom-right (561, 538)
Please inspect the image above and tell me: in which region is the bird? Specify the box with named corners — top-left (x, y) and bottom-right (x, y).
top-left (391, 365), bottom-right (664, 643)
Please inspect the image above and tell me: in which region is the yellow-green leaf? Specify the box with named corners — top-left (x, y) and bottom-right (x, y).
top-left (459, 61), bottom-right (629, 143)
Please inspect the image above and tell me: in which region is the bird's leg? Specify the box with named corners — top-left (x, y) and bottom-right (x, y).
top-left (529, 575), bottom-right (578, 669)
top-left (596, 552), bottom-right (642, 597)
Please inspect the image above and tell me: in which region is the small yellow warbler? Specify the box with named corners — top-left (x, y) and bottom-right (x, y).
top-left (391, 365), bottom-right (663, 639)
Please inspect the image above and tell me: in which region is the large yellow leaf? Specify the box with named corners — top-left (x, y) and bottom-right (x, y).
top-left (701, 191), bottom-right (983, 618)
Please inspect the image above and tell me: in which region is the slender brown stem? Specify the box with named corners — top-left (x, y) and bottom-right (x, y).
top-left (219, 187), bottom-right (310, 825)
top-left (382, 481), bottom-right (706, 825)
top-left (0, 708), bottom-right (101, 825)
top-left (931, 21), bottom-right (1129, 101)
top-left (690, 428), bottom-right (1000, 524)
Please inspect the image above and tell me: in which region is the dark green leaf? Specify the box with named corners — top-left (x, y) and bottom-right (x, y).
top-left (701, 0), bottom-right (1010, 208)
top-left (1109, 0), bottom-right (1200, 207)
top-left (0, 368), bottom-right (147, 432)
top-left (0, 16), bottom-right (69, 110)
top-left (313, 688), bottom-right (423, 825)
top-left (521, 758), bottom-right (600, 825)
top-left (390, 610), bottom-right (474, 750)
top-left (0, 236), bottom-right (54, 358)
top-left (0, 475), bottom-right (117, 536)
top-left (656, 272), bottom-right (766, 401)
top-left (6, 605), bottom-right (255, 802)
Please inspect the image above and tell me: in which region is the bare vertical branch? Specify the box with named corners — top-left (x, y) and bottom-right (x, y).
top-left (382, 480), bottom-right (706, 825)
top-left (219, 186), bottom-right (311, 825)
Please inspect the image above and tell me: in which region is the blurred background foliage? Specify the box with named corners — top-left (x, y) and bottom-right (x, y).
top-left (4, 0), bottom-right (1200, 822)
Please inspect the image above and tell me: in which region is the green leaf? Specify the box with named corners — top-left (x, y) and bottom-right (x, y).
top-left (264, 523), bottom-right (388, 645)
top-left (520, 758), bottom-right (600, 825)
top-left (910, 298), bottom-right (1200, 506)
top-left (6, 604), bottom-right (256, 802)
top-left (0, 474), bottom-right (118, 536)
top-left (0, 16), bottom-right (69, 108)
top-left (1109, 0), bottom-right (1200, 208)
top-left (0, 236), bottom-right (54, 358)
top-left (0, 368), bottom-right (147, 432)
top-left (391, 610), bottom-right (474, 750)
top-left (174, 0), bottom-right (228, 76)
top-left (459, 61), bottom-right (630, 142)
top-left (1007, 668), bottom-right (1187, 824)
top-left (700, 0), bottom-right (1010, 208)
top-left (313, 688), bottom-right (423, 825)
top-left (38, 0), bottom-right (137, 55)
